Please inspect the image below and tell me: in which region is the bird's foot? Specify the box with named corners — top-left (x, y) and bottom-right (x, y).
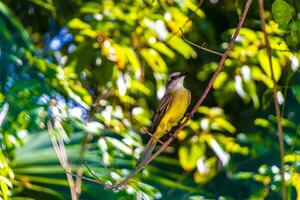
top-left (167, 132), bottom-right (177, 140)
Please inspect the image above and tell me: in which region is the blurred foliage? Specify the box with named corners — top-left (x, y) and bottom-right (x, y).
top-left (0, 0), bottom-right (300, 199)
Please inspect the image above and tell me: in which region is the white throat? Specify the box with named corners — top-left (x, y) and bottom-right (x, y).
top-left (167, 77), bottom-right (185, 90)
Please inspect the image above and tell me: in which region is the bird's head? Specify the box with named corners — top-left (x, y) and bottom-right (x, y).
top-left (166, 71), bottom-right (187, 90)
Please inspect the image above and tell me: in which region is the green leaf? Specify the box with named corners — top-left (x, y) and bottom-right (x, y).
top-left (146, 174), bottom-right (196, 192)
top-left (213, 72), bottom-right (227, 89)
top-left (93, 58), bottom-right (115, 85)
top-left (258, 49), bottom-right (281, 81)
top-left (0, 2), bottom-right (34, 51)
top-left (125, 48), bottom-right (140, 73)
top-left (272, 0), bottom-right (292, 26)
top-left (80, 2), bottom-right (100, 14)
top-left (231, 172), bottom-right (254, 180)
top-left (167, 36), bottom-right (196, 59)
top-left (140, 48), bottom-right (167, 73)
top-left (284, 154), bottom-right (300, 162)
top-left (252, 66), bottom-right (273, 88)
top-left (213, 117), bottom-right (236, 133)
top-left (68, 18), bottom-right (91, 30)
top-left (262, 88), bottom-right (273, 110)
top-left (67, 42), bottom-right (94, 73)
top-left (79, 29), bottom-right (98, 38)
top-left (292, 85), bottom-right (300, 104)
top-left (149, 42), bottom-right (175, 58)
top-left (29, 0), bottom-right (55, 12)
top-left (105, 137), bottom-right (132, 155)
top-left (179, 141), bottom-right (206, 171)
top-left (254, 118), bottom-right (270, 128)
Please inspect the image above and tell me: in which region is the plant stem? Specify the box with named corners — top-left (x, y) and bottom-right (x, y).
top-left (47, 121), bottom-right (78, 200)
top-left (257, 0), bottom-right (286, 199)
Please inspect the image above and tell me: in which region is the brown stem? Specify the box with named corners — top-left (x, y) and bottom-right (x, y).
top-left (180, 28), bottom-right (223, 57)
top-left (113, 0), bottom-right (253, 189)
top-left (257, 1), bottom-right (286, 199)
top-left (47, 121), bottom-right (78, 200)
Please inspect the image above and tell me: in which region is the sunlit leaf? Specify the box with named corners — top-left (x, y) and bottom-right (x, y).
top-left (125, 48), bottom-right (140, 73)
top-left (193, 157), bottom-right (217, 184)
top-left (179, 141), bottom-right (206, 171)
top-left (79, 29), bottom-right (98, 38)
top-left (291, 173), bottom-right (300, 200)
top-left (80, 2), bottom-right (100, 14)
top-left (213, 72), bottom-right (227, 89)
top-left (68, 18), bottom-right (91, 30)
top-left (272, 0), bottom-right (292, 26)
top-left (167, 36), bottom-right (196, 59)
top-left (284, 154), bottom-right (300, 163)
top-left (258, 49), bottom-right (281, 81)
top-left (140, 48), bottom-right (167, 73)
top-left (149, 42), bottom-right (175, 58)
top-left (105, 137), bottom-right (132, 155)
top-left (29, 0), bottom-right (55, 12)
top-left (213, 117), bottom-right (236, 134)
top-left (254, 118), bottom-right (270, 128)
top-left (252, 66), bottom-right (274, 88)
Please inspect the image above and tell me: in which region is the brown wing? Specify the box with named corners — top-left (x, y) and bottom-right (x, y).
top-left (150, 92), bottom-right (173, 134)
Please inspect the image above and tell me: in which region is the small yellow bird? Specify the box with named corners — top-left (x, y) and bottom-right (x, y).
top-left (137, 71), bottom-right (191, 165)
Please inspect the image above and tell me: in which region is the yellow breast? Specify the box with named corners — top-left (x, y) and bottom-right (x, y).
top-left (155, 88), bottom-right (190, 138)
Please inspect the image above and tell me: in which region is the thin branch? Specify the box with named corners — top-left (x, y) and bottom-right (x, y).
top-left (143, 128), bottom-right (164, 145)
top-left (113, 0), bottom-right (253, 189)
top-left (257, 1), bottom-right (286, 199)
top-left (84, 162), bottom-right (105, 183)
top-left (47, 121), bottom-right (78, 200)
top-left (180, 28), bottom-right (223, 57)
top-left (67, 171), bottom-right (108, 185)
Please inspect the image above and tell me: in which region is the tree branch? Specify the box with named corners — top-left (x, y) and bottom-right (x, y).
top-left (180, 28), bottom-right (223, 56)
top-left (47, 121), bottom-right (78, 200)
top-left (257, 1), bottom-right (286, 199)
top-left (113, 0), bottom-right (253, 189)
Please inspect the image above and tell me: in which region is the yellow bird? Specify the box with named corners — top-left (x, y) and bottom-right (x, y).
top-left (137, 72), bottom-right (191, 165)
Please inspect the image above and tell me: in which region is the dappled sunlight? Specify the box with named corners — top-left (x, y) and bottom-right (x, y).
top-left (0, 0), bottom-right (300, 199)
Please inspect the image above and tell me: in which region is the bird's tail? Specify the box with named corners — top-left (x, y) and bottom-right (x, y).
top-left (136, 136), bottom-right (158, 166)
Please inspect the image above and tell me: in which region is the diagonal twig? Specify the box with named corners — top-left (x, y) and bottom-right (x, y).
top-left (180, 28), bottom-right (223, 56)
top-left (144, 129), bottom-right (164, 145)
top-left (112, 0), bottom-right (253, 189)
top-left (47, 121), bottom-right (78, 200)
top-left (257, 1), bottom-right (286, 199)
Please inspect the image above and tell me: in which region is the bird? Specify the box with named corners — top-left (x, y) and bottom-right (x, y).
top-left (137, 71), bottom-right (191, 166)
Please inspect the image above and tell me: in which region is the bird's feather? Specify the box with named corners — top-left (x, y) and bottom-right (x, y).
top-left (136, 136), bottom-right (157, 166)
top-left (150, 92), bottom-right (173, 134)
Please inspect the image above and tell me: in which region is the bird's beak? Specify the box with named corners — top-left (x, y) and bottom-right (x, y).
top-left (179, 71), bottom-right (188, 77)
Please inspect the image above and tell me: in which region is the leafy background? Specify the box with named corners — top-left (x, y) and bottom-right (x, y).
top-left (0, 0), bottom-right (300, 199)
